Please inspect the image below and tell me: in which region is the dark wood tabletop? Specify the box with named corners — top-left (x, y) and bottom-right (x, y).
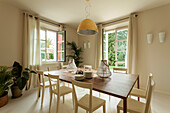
top-left (44, 69), bottom-right (139, 99)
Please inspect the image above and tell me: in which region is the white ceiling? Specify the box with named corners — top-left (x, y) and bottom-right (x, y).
top-left (2, 0), bottom-right (170, 28)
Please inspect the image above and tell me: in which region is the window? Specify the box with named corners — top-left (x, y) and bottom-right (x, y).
top-left (103, 27), bottom-right (128, 69)
top-left (40, 29), bottom-right (66, 62)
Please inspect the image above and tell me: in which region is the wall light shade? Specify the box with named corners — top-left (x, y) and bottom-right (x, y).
top-left (88, 42), bottom-right (90, 48)
top-left (147, 34), bottom-right (153, 44)
top-left (159, 32), bottom-right (165, 43)
top-left (77, 19), bottom-right (98, 35)
top-left (84, 42), bottom-right (87, 49)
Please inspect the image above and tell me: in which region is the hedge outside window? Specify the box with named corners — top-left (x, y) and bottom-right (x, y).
top-left (40, 29), bottom-right (66, 62)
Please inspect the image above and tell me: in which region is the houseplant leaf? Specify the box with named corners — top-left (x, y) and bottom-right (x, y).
top-left (17, 77), bottom-right (27, 90)
top-left (23, 71), bottom-right (29, 80)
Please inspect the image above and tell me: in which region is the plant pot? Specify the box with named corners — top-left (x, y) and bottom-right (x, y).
top-left (0, 91), bottom-right (8, 107)
top-left (11, 85), bottom-right (22, 98)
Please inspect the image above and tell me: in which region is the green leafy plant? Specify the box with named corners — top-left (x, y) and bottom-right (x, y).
top-left (67, 41), bottom-right (83, 67)
top-left (11, 61), bottom-right (36, 90)
top-left (0, 66), bottom-right (13, 97)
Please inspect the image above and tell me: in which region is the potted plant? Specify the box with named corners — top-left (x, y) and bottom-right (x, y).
top-left (11, 61), bottom-right (36, 98)
top-left (0, 66), bottom-right (13, 107)
top-left (67, 41), bottom-right (83, 67)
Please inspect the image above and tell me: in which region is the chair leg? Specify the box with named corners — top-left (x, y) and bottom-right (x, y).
top-left (75, 105), bottom-right (78, 113)
top-left (49, 93), bottom-right (53, 113)
top-left (56, 95), bottom-right (60, 113)
top-left (63, 95), bottom-right (65, 104)
top-left (37, 86), bottom-right (40, 101)
top-left (72, 92), bottom-right (74, 109)
top-left (103, 103), bottom-right (106, 113)
top-left (41, 86), bottom-right (45, 108)
top-left (86, 110), bottom-right (88, 113)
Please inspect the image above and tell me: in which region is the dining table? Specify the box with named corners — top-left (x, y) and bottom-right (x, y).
top-left (42, 69), bottom-right (139, 113)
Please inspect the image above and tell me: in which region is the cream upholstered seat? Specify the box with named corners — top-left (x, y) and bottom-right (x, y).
top-left (84, 65), bottom-right (92, 70)
top-left (117, 77), bottom-right (155, 113)
top-left (72, 79), bottom-right (106, 113)
top-left (48, 74), bottom-right (73, 113)
top-left (130, 73), bottom-right (153, 99)
top-left (36, 71), bottom-right (57, 108)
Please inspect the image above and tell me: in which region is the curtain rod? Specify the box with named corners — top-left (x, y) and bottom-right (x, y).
top-left (25, 12), bottom-right (61, 27)
top-left (102, 17), bottom-right (129, 26)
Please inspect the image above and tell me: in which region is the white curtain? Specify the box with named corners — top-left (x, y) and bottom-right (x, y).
top-left (95, 24), bottom-right (103, 69)
top-left (23, 13), bottom-right (41, 88)
top-left (127, 14), bottom-right (138, 74)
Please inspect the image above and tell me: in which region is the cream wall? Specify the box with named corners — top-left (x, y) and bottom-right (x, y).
top-left (78, 35), bottom-right (97, 68)
top-left (0, 2), bottom-right (23, 66)
top-left (137, 4), bottom-right (170, 94)
top-left (65, 25), bottom-right (78, 64)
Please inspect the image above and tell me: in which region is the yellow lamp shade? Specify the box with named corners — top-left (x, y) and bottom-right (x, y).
top-left (77, 19), bottom-right (98, 35)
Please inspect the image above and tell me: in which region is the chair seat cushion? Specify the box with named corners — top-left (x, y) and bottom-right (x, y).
top-left (78, 94), bottom-right (105, 111)
top-left (117, 98), bottom-right (145, 112)
top-left (53, 86), bottom-right (72, 96)
top-left (130, 88), bottom-right (146, 98)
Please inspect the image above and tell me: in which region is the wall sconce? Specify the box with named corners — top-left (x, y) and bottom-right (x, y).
top-left (84, 42), bottom-right (87, 49)
top-left (88, 41), bottom-right (90, 48)
top-left (159, 32), bottom-right (165, 43)
top-left (147, 34), bottom-right (153, 44)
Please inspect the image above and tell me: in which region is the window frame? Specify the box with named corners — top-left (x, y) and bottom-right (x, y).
top-left (102, 26), bottom-right (128, 68)
top-left (40, 27), bottom-right (66, 63)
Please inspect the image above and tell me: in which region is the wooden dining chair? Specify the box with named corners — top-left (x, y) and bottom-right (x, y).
top-left (113, 68), bottom-right (127, 74)
top-left (36, 71), bottom-right (57, 108)
top-left (130, 73), bottom-right (153, 99)
top-left (48, 74), bottom-right (73, 113)
top-left (84, 65), bottom-right (92, 71)
top-left (72, 79), bottom-right (106, 113)
top-left (117, 77), bottom-right (155, 113)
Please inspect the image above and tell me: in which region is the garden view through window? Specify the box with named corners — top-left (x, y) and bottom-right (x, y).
top-left (40, 29), bottom-right (66, 62)
top-left (103, 28), bottom-right (128, 69)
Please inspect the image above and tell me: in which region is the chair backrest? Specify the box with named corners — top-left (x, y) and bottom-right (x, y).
top-left (48, 74), bottom-right (60, 94)
top-left (144, 78), bottom-right (155, 113)
top-left (84, 65), bottom-right (92, 70)
top-left (113, 68), bottom-right (127, 74)
top-left (145, 73), bottom-right (153, 96)
top-left (36, 70), bottom-right (45, 85)
top-left (72, 79), bottom-right (93, 112)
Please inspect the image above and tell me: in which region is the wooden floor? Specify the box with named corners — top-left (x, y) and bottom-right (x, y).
top-left (0, 85), bottom-right (170, 113)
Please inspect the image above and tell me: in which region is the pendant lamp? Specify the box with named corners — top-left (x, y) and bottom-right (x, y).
top-left (77, 0), bottom-right (98, 35)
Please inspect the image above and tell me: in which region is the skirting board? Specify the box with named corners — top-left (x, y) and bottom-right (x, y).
top-left (140, 86), bottom-right (170, 95)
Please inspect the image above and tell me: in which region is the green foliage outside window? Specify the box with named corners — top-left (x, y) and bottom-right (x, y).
top-left (49, 53), bottom-right (54, 59)
top-left (104, 29), bottom-right (128, 68)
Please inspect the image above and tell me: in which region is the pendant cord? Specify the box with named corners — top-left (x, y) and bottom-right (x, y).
top-left (85, 1), bottom-right (91, 19)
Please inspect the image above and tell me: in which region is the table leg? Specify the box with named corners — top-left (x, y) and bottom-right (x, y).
top-left (123, 98), bottom-right (127, 113)
top-left (137, 76), bottom-right (140, 101)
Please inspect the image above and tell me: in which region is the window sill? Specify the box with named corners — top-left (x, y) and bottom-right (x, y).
top-left (42, 61), bottom-right (63, 65)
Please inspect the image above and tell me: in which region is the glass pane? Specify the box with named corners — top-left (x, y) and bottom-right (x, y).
top-left (58, 42), bottom-right (64, 51)
top-left (40, 30), bottom-right (45, 40)
top-left (108, 31), bottom-right (116, 66)
top-left (117, 52), bottom-right (126, 62)
top-left (117, 63), bottom-right (125, 68)
top-left (58, 32), bottom-right (64, 41)
top-left (58, 52), bottom-right (64, 61)
top-left (103, 34), bottom-right (106, 41)
top-left (117, 41), bottom-right (127, 51)
top-left (41, 51), bottom-right (46, 61)
top-left (117, 29), bottom-right (128, 40)
top-left (40, 41), bottom-right (46, 49)
top-left (47, 30), bottom-right (56, 61)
